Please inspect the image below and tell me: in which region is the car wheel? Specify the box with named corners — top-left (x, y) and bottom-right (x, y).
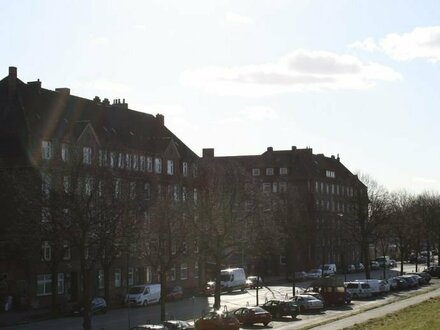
top-left (263, 322), bottom-right (269, 326)
top-left (291, 313), bottom-right (297, 320)
top-left (142, 300), bottom-right (148, 307)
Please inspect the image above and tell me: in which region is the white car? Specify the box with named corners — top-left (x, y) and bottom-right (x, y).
top-left (292, 294), bottom-right (324, 313)
top-left (345, 281), bottom-right (373, 298)
top-left (306, 269), bottom-right (323, 279)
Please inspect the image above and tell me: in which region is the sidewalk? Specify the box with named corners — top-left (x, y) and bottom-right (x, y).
top-left (0, 309), bottom-right (54, 328)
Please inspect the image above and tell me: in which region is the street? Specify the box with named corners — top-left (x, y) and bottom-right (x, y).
top-left (4, 264), bottom-right (438, 330)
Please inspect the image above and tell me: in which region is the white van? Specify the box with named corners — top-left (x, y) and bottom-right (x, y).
top-left (345, 281), bottom-right (373, 298)
top-left (321, 264), bottom-right (337, 276)
top-left (354, 279), bottom-right (384, 296)
top-left (220, 268), bottom-right (247, 292)
top-left (126, 284), bottom-right (161, 306)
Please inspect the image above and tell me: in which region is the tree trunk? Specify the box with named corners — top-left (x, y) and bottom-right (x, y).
top-left (214, 262), bottom-right (222, 310)
top-left (160, 270), bottom-right (167, 321)
top-left (82, 268), bottom-right (93, 330)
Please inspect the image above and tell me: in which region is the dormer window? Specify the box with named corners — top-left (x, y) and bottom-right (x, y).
top-left (41, 141), bottom-right (52, 160)
top-left (83, 147), bottom-right (92, 165)
top-left (61, 144), bottom-right (69, 162)
top-left (326, 170), bottom-right (335, 178)
top-left (167, 160), bottom-right (174, 175)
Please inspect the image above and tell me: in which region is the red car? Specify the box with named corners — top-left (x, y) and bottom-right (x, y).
top-left (167, 286), bottom-right (183, 301)
top-left (195, 310), bottom-right (240, 330)
top-left (232, 306), bottom-right (272, 326)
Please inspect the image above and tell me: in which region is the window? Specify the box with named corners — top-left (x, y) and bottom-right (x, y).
top-left (331, 184), bottom-right (335, 194)
top-left (147, 157), bottom-right (153, 172)
top-left (37, 274), bottom-right (52, 296)
top-left (41, 207), bottom-right (50, 223)
top-left (167, 160), bottom-right (174, 175)
top-left (143, 211), bottom-right (151, 232)
top-left (114, 268), bottom-right (122, 288)
top-left (143, 183), bottom-right (151, 200)
top-left (140, 155), bottom-right (146, 171)
top-left (110, 152), bottom-right (117, 168)
top-left (114, 178), bottom-right (122, 198)
top-left (279, 182), bottom-right (287, 192)
top-left (61, 143), bottom-right (69, 162)
top-left (262, 183), bottom-right (271, 193)
top-left (182, 186), bottom-right (187, 201)
top-left (180, 264), bottom-right (188, 280)
top-left (41, 173), bottom-right (51, 199)
top-left (194, 263), bottom-right (199, 279)
top-left (315, 181), bottom-right (319, 193)
top-left (169, 266), bottom-right (176, 281)
top-left (63, 176), bottom-right (70, 194)
top-left (63, 241), bottom-right (71, 260)
top-left (252, 168), bottom-right (260, 176)
top-left (280, 167), bottom-right (288, 175)
top-left (193, 188), bottom-right (198, 202)
top-left (272, 182), bottom-right (278, 193)
top-left (41, 140), bottom-right (52, 160)
top-left (98, 150), bottom-right (107, 167)
top-left (279, 255), bottom-right (286, 265)
top-left (171, 242), bottom-right (177, 255)
top-left (193, 240), bottom-right (199, 253)
top-left (173, 184), bottom-right (179, 201)
top-left (98, 270), bottom-right (104, 289)
top-left (183, 162), bottom-right (188, 176)
top-left (125, 154), bottom-right (132, 170)
top-left (84, 176), bottom-right (93, 196)
top-left (146, 267), bottom-right (152, 284)
top-left (83, 147), bottom-right (92, 164)
top-left (133, 155), bottom-right (139, 171)
top-left (326, 170), bottom-right (335, 178)
top-left (130, 182), bottom-right (136, 199)
top-left (42, 241), bottom-right (51, 261)
top-left (266, 168), bottom-right (274, 176)
top-left (128, 267), bottom-right (134, 286)
top-left (118, 153), bottom-right (124, 169)
top-left (154, 158), bottom-right (162, 173)
top-left (57, 273), bottom-right (64, 294)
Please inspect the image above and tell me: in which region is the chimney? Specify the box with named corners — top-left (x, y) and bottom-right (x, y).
top-left (292, 146), bottom-right (297, 150)
top-left (337, 154), bottom-right (340, 162)
top-left (93, 96), bottom-right (101, 103)
top-left (27, 79), bottom-right (41, 90)
top-left (111, 98), bottom-right (128, 109)
top-left (202, 148), bottom-right (214, 158)
top-left (55, 88), bottom-right (70, 95)
top-left (156, 114), bottom-right (164, 125)
top-left (331, 155), bottom-right (335, 159)
top-left (267, 146), bottom-right (273, 152)
top-left (102, 98), bottom-right (110, 106)
top-left (8, 66), bottom-right (17, 97)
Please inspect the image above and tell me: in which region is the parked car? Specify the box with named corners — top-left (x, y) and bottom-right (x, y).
top-left (291, 294), bottom-right (324, 313)
top-left (261, 299), bottom-right (299, 319)
top-left (375, 256), bottom-right (391, 268)
top-left (304, 290), bottom-right (325, 303)
top-left (126, 284), bottom-right (161, 306)
top-left (293, 271), bottom-right (308, 281)
top-left (389, 277), bottom-right (408, 291)
top-left (354, 279), bottom-right (386, 295)
top-left (370, 261), bottom-right (380, 270)
top-left (220, 268), bottom-right (247, 292)
top-left (412, 272), bottom-right (431, 284)
top-left (320, 264), bottom-right (337, 276)
top-left (424, 266), bottom-right (440, 278)
top-left (130, 325), bottom-right (165, 330)
top-left (306, 269), bottom-right (323, 279)
top-left (71, 297), bottom-right (107, 316)
top-left (398, 275), bottom-right (419, 289)
top-left (345, 264), bottom-right (356, 273)
top-left (232, 306), bottom-right (272, 326)
top-left (345, 282), bottom-right (373, 299)
top-left (355, 263), bottom-right (365, 272)
top-left (195, 310), bottom-right (240, 330)
top-left (167, 286), bottom-right (184, 301)
top-left (162, 320), bottom-right (195, 330)
top-left (309, 276), bottom-right (351, 306)
top-left (246, 276), bottom-right (263, 289)
top-left (389, 259), bottom-right (397, 268)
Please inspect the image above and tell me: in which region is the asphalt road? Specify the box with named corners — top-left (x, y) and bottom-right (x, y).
top-left (4, 263), bottom-right (438, 330)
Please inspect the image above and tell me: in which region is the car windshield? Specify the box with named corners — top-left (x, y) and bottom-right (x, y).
top-left (251, 307), bottom-right (267, 313)
top-left (128, 287), bottom-right (144, 294)
top-left (220, 274), bottom-right (231, 281)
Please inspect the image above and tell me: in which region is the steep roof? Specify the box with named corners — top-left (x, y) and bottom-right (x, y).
top-left (0, 70), bottom-right (198, 160)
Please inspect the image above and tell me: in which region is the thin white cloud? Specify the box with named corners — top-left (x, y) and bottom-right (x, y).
top-left (181, 49), bottom-right (402, 96)
top-left (351, 26), bottom-right (440, 62)
top-left (240, 105), bottom-right (279, 121)
top-left (222, 12), bottom-right (253, 27)
top-left (88, 35), bottom-right (109, 45)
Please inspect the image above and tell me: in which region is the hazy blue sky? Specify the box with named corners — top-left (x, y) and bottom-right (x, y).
top-left (2, 0), bottom-right (439, 193)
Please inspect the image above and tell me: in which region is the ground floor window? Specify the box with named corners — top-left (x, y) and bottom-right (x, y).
top-left (97, 270), bottom-right (104, 289)
top-left (114, 268), bottom-right (122, 288)
top-left (37, 273), bottom-right (65, 296)
top-left (180, 263), bottom-right (188, 280)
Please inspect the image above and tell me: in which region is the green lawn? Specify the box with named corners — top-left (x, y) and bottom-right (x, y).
top-left (346, 297), bottom-right (440, 330)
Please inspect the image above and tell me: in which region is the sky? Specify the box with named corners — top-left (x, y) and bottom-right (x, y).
top-left (1, 0), bottom-right (440, 194)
